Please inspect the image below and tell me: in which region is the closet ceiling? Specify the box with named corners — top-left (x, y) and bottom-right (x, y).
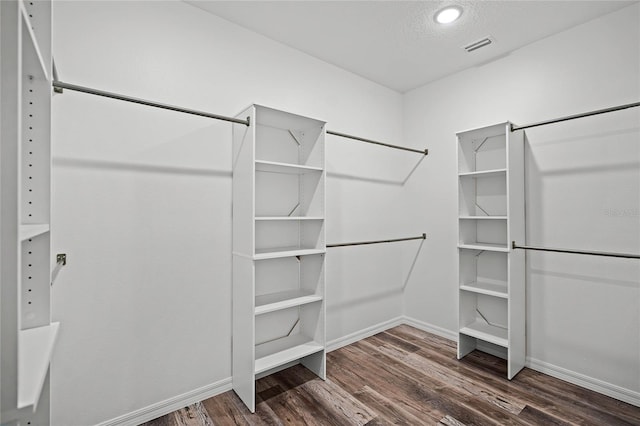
top-left (186, 0), bottom-right (634, 92)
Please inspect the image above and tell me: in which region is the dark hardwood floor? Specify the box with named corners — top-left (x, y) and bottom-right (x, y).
top-left (142, 325), bottom-right (640, 425)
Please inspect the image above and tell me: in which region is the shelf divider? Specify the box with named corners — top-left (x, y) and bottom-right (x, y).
top-left (254, 247), bottom-right (325, 260)
top-left (255, 290), bottom-right (322, 316)
top-left (254, 334), bottom-right (323, 375)
top-left (458, 168), bottom-right (507, 178)
top-left (255, 216), bottom-right (324, 221)
top-left (256, 160), bottom-right (323, 174)
top-left (459, 216), bottom-right (507, 220)
top-left (460, 281), bottom-right (508, 299)
top-left (458, 242), bottom-right (509, 252)
top-left (459, 320), bottom-right (508, 348)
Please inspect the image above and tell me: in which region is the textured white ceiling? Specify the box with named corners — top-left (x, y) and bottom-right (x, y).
top-left (186, 1), bottom-right (636, 92)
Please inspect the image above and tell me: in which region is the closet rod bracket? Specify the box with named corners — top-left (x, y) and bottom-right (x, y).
top-left (51, 253), bottom-right (67, 286)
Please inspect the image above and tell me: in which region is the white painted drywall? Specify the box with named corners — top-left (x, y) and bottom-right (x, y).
top-left (402, 3), bottom-right (640, 400)
top-left (50, 1), bottom-right (410, 424)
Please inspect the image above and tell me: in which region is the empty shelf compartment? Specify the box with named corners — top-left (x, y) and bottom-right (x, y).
top-left (458, 173), bottom-right (506, 217)
top-left (255, 114), bottom-right (324, 168)
top-left (255, 220), bottom-right (324, 255)
top-left (458, 125), bottom-right (507, 174)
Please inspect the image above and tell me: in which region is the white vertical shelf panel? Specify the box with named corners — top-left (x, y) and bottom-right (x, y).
top-left (507, 127), bottom-right (526, 379)
top-left (0, 0), bottom-right (23, 418)
top-left (232, 105), bottom-right (326, 413)
top-left (232, 105), bottom-right (256, 413)
top-left (456, 122), bottom-right (525, 380)
top-left (1, 1), bottom-right (54, 423)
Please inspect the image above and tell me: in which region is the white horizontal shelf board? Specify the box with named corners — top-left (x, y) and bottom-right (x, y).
top-left (255, 160), bottom-right (323, 174)
top-left (254, 334), bottom-right (323, 375)
top-left (458, 169), bottom-right (507, 178)
top-left (459, 216), bottom-right (508, 220)
top-left (460, 320), bottom-right (508, 348)
top-left (18, 322), bottom-right (60, 409)
top-left (254, 247), bottom-right (325, 260)
top-left (458, 242), bottom-right (509, 252)
top-left (255, 290), bottom-right (322, 316)
top-left (460, 281), bottom-right (508, 299)
top-left (255, 216), bottom-right (324, 221)
top-left (19, 224), bottom-right (50, 241)
top-left (20, 2), bottom-right (49, 80)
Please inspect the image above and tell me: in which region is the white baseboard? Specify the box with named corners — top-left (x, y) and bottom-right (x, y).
top-left (401, 316), bottom-right (457, 341)
top-left (98, 317), bottom-right (639, 425)
top-left (403, 315), bottom-right (640, 408)
top-left (97, 378), bottom-right (232, 426)
top-left (526, 357), bottom-right (640, 407)
top-left (326, 316), bottom-right (404, 352)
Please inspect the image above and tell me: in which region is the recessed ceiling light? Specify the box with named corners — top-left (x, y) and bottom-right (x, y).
top-left (435, 6), bottom-right (462, 24)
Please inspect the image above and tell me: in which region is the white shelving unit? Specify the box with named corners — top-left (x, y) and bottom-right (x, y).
top-left (456, 122), bottom-right (525, 380)
top-left (1, 1), bottom-right (57, 424)
top-left (232, 105), bottom-right (326, 413)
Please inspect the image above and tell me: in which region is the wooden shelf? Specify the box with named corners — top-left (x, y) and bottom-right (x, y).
top-left (254, 247), bottom-right (325, 260)
top-left (18, 322), bottom-right (59, 409)
top-left (460, 281), bottom-right (508, 299)
top-left (19, 224), bottom-right (50, 241)
top-left (255, 290), bottom-right (322, 316)
top-left (255, 160), bottom-right (323, 174)
top-left (459, 216), bottom-right (507, 220)
top-left (255, 216), bottom-right (324, 221)
top-left (254, 334), bottom-right (323, 375)
top-left (458, 169), bottom-right (506, 178)
top-left (458, 242), bottom-right (509, 252)
top-left (459, 320), bottom-right (508, 348)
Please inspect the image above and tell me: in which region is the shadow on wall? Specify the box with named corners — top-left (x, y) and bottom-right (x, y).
top-left (327, 154), bottom-right (427, 186)
top-left (327, 286), bottom-right (403, 312)
top-left (53, 157), bottom-right (232, 178)
top-left (403, 238), bottom-right (426, 289)
top-left (530, 267), bottom-right (639, 289)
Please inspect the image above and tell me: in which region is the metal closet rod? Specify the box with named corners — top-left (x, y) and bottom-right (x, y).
top-left (327, 233), bottom-right (426, 248)
top-left (52, 80), bottom-right (251, 125)
top-left (511, 101), bottom-right (640, 131)
top-left (512, 241), bottom-right (640, 259)
top-left (51, 80), bottom-right (427, 155)
top-left (326, 130), bottom-right (428, 155)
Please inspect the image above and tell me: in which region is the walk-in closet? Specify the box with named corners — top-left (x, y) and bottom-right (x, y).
top-left (1, 1), bottom-right (639, 425)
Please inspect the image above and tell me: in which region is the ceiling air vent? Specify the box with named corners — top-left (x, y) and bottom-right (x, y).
top-left (463, 37), bottom-right (493, 53)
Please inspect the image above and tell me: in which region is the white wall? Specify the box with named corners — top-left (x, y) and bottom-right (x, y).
top-left (51, 1), bottom-right (640, 423)
top-left (402, 3), bottom-right (640, 402)
top-left (50, 1), bottom-right (411, 424)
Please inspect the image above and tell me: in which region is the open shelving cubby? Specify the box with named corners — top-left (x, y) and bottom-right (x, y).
top-left (232, 105), bottom-right (326, 413)
top-left (1, 1), bottom-right (57, 424)
top-left (456, 122), bottom-right (525, 380)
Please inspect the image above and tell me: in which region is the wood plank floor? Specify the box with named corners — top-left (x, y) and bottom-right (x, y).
top-left (142, 325), bottom-right (640, 425)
